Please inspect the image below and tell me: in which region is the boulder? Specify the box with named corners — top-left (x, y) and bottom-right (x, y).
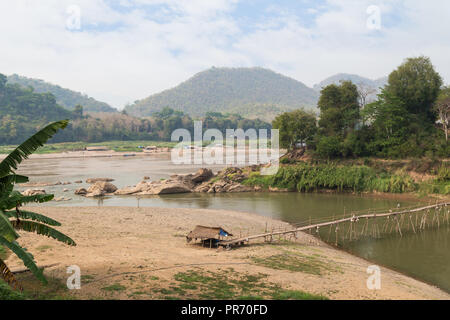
top-left (191, 169), bottom-right (214, 183)
top-left (115, 181), bottom-right (150, 195)
top-left (87, 182), bottom-right (118, 194)
top-left (75, 188), bottom-right (88, 195)
top-left (22, 189), bottom-right (46, 196)
top-left (137, 180), bottom-right (192, 195)
top-left (86, 178), bottom-right (115, 184)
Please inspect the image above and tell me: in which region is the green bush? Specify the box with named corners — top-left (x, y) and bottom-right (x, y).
top-left (315, 136), bottom-right (342, 159)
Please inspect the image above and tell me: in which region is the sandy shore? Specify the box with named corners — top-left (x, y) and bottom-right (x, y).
top-left (6, 206), bottom-right (449, 300)
top-left (0, 150), bottom-right (171, 160)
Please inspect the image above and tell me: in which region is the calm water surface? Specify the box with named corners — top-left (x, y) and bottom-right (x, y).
top-left (17, 155), bottom-right (450, 292)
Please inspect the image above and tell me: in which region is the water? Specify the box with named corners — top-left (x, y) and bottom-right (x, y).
top-left (16, 155), bottom-right (450, 292)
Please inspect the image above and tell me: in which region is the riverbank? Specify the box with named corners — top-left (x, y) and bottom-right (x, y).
top-left (6, 206), bottom-right (449, 300)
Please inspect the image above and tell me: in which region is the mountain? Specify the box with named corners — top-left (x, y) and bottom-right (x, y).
top-left (313, 73), bottom-right (388, 92)
top-left (125, 67), bottom-right (319, 120)
top-left (7, 74), bottom-right (117, 113)
top-left (0, 73), bottom-right (74, 144)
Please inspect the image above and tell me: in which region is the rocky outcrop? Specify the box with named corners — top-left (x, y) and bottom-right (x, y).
top-left (85, 182), bottom-right (118, 197)
top-left (22, 189), bottom-right (46, 196)
top-left (86, 178), bottom-right (115, 184)
top-left (115, 180), bottom-right (192, 196)
top-left (191, 169), bottom-right (213, 183)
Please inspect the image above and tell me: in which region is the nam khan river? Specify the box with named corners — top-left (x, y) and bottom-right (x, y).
top-left (17, 154), bottom-right (450, 292)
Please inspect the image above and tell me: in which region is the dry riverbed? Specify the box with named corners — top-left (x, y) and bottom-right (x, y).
top-left (7, 207), bottom-right (449, 300)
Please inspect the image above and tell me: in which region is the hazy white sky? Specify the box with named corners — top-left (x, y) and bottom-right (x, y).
top-left (1, 0), bottom-right (449, 109)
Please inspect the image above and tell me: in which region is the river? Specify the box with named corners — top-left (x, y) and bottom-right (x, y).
top-left (16, 154), bottom-right (450, 292)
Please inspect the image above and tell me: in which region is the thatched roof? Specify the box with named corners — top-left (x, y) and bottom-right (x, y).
top-left (187, 225), bottom-right (232, 240)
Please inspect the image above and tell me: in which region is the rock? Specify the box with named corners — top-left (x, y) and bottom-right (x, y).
top-left (74, 181), bottom-right (83, 184)
top-left (22, 189), bottom-right (46, 196)
top-left (194, 182), bottom-right (212, 193)
top-left (86, 178), bottom-right (115, 184)
top-left (191, 169), bottom-right (214, 183)
top-left (85, 189), bottom-right (105, 198)
top-left (86, 182), bottom-right (117, 197)
top-left (54, 197), bottom-right (72, 202)
top-left (138, 181), bottom-right (192, 195)
top-left (115, 181), bottom-right (149, 195)
top-left (226, 183), bottom-right (253, 193)
top-left (63, 188), bottom-right (69, 192)
top-left (143, 176), bottom-right (150, 180)
top-left (75, 188), bottom-right (88, 195)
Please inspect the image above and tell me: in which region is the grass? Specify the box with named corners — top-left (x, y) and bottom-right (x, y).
top-left (0, 275), bottom-right (75, 300)
top-left (101, 283), bottom-right (127, 292)
top-left (147, 269), bottom-right (328, 300)
top-left (250, 250), bottom-right (340, 276)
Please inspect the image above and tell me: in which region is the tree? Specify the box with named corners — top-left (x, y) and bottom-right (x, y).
top-left (318, 81), bottom-right (360, 138)
top-left (356, 83), bottom-right (377, 112)
top-left (0, 120), bottom-right (76, 290)
top-left (272, 109), bottom-right (317, 150)
top-left (435, 87), bottom-right (450, 141)
top-left (385, 56), bottom-right (442, 123)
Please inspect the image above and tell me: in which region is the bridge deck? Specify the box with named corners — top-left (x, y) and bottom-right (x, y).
top-left (218, 202), bottom-right (449, 247)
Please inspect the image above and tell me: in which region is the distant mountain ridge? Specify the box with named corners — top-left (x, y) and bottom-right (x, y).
top-left (7, 74), bottom-right (117, 113)
top-left (313, 73), bottom-right (388, 94)
top-left (125, 67), bottom-right (320, 121)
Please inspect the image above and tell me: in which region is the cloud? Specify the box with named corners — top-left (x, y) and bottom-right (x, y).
top-left (0, 0), bottom-right (449, 109)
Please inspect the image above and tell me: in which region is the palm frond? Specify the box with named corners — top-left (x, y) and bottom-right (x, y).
top-left (0, 211), bottom-right (19, 242)
top-left (0, 120), bottom-right (69, 178)
top-left (0, 175), bottom-right (29, 195)
top-left (3, 210), bottom-right (61, 226)
top-left (1, 192), bottom-right (54, 210)
top-left (0, 237), bottom-right (46, 284)
top-left (11, 220), bottom-right (76, 246)
top-left (0, 259), bottom-right (22, 291)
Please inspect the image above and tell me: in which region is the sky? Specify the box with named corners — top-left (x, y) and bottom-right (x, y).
top-left (0, 0), bottom-right (449, 109)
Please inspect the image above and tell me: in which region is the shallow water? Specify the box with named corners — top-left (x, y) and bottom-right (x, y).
top-left (17, 155), bottom-right (450, 293)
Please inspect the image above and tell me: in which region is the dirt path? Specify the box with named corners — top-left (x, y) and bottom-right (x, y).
top-left (7, 207), bottom-right (449, 300)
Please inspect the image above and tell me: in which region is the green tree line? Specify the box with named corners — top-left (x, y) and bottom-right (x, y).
top-left (273, 57), bottom-right (449, 158)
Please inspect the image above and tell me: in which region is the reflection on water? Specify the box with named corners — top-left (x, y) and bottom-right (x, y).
top-left (17, 156), bottom-right (449, 293)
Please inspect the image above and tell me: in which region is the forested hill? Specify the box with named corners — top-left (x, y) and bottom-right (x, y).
top-left (0, 73), bottom-right (74, 144)
top-left (7, 74), bottom-right (117, 113)
top-left (125, 67), bottom-right (319, 120)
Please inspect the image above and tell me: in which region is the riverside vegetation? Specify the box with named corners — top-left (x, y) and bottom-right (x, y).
top-left (242, 162), bottom-right (449, 195)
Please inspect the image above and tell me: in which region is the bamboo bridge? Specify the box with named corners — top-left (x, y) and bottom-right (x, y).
top-left (218, 202), bottom-right (450, 248)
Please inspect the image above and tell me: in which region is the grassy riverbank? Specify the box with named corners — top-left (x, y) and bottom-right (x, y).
top-left (243, 162), bottom-right (450, 196)
top-left (0, 140), bottom-right (178, 155)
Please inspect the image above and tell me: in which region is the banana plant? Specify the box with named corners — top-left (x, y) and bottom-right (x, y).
top-left (0, 120), bottom-right (76, 291)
